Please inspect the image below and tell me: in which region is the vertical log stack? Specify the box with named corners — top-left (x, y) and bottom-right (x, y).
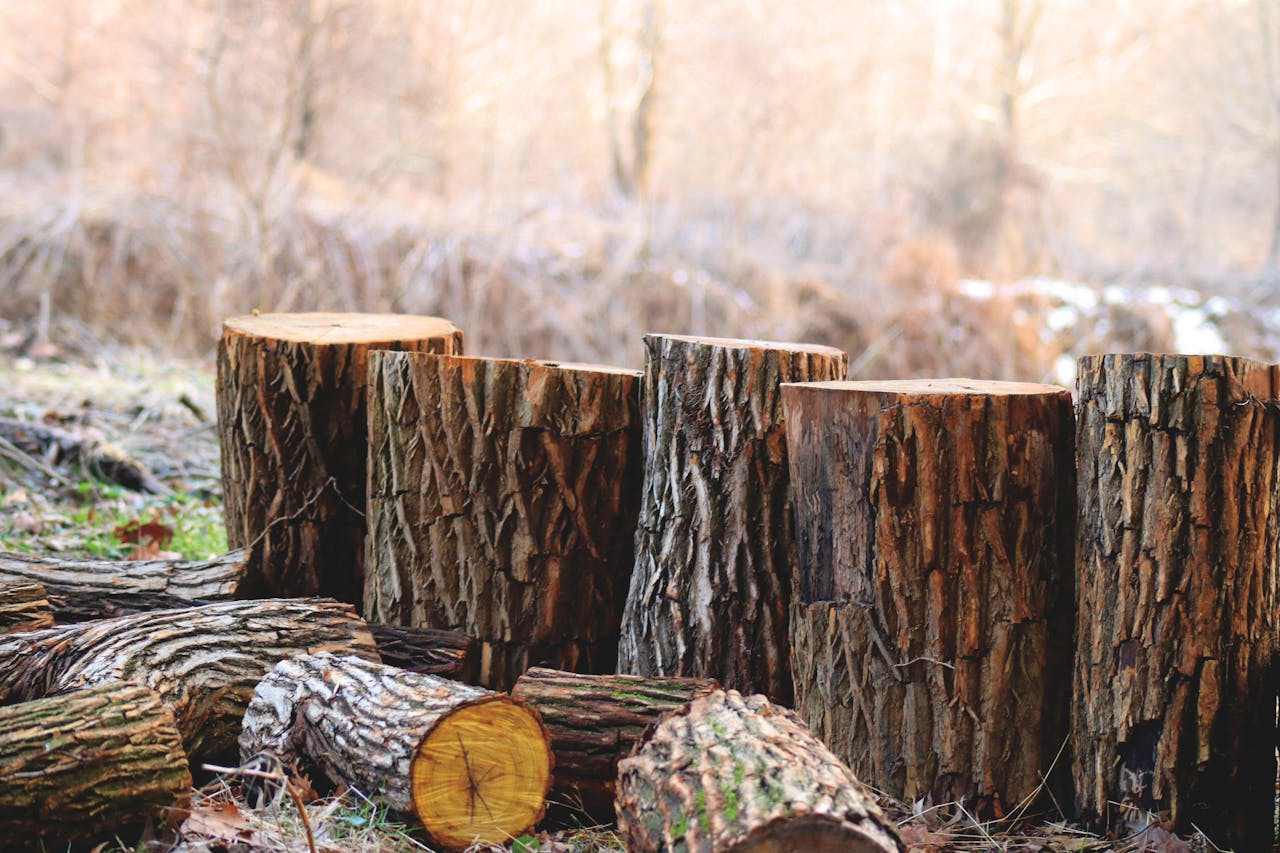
top-left (785, 379), bottom-right (1075, 814)
top-left (1072, 354), bottom-right (1279, 847)
top-left (617, 335), bottom-right (848, 702)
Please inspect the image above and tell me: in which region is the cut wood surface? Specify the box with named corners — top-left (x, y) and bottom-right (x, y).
top-left (0, 580), bottom-right (53, 633)
top-left (511, 666), bottom-right (717, 819)
top-left (617, 334), bottom-right (848, 702)
top-left (240, 652), bottom-right (551, 851)
top-left (784, 378), bottom-right (1075, 813)
top-left (218, 312), bottom-right (462, 604)
top-left (364, 351), bottom-right (642, 689)
top-left (0, 598), bottom-right (378, 764)
top-left (0, 681), bottom-right (191, 850)
top-left (616, 689), bottom-right (902, 853)
top-left (368, 623), bottom-right (478, 682)
top-left (1072, 354), bottom-right (1279, 848)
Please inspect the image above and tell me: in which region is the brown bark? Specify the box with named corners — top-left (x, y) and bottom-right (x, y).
top-left (0, 598), bottom-right (377, 764)
top-left (510, 666), bottom-right (717, 820)
top-left (616, 689), bottom-right (902, 853)
top-left (368, 623), bottom-right (478, 682)
top-left (364, 351), bottom-right (642, 689)
top-left (241, 652), bottom-right (551, 851)
top-left (0, 681), bottom-right (192, 850)
top-left (784, 379), bottom-right (1075, 814)
top-left (0, 580), bottom-right (53, 633)
top-left (1072, 354), bottom-right (1279, 848)
top-left (617, 335), bottom-right (848, 702)
top-left (218, 312), bottom-right (462, 604)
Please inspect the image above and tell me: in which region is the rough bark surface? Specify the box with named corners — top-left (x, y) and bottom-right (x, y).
top-left (0, 581), bottom-right (53, 633)
top-left (0, 681), bottom-right (191, 850)
top-left (364, 351), bottom-right (642, 689)
top-left (617, 335), bottom-right (848, 702)
top-left (616, 690), bottom-right (902, 853)
top-left (1072, 353), bottom-right (1279, 848)
top-left (368, 623), bottom-right (478, 682)
top-left (218, 312), bottom-right (462, 604)
top-left (785, 379), bottom-right (1075, 814)
top-left (241, 652), bottom-right (551, 851)
top-left (511, 666), bottom-right (717, 819)
top-left (0, 598), bottom-right (377, 764)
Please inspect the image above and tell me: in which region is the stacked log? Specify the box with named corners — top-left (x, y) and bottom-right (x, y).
top-left (368, 623), bottom-right (478, 682)
top-left (0, 581), bottom-right (53, 633)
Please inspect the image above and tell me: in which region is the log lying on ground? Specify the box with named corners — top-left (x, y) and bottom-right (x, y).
top-left (368, 623), bottom-right (478, 682)
top-left (0, 681), bottom-right (191, 850)
top-left (241, 652), bottom-right (551, 851)
top-left (784, 379), bottom-right (1075, 814)
top-left (617, 335), bottom-right (848, 702)
top-left (511, 666), bottom-right (717, 820)
top-left (1073, 354), bottom-right (1279, 848)
top-left (218, 312), bottom-right (463, 604)
top-left (0, 598), bottom-right (378, 764)
top-left (0, 417), bottom-right (167, 493)
top-left (616, 690), bottom-right (902, 853)
top-left (0, 581), bottom-right (53, 633)
top-left (365, 351), bottom-right (642, 689)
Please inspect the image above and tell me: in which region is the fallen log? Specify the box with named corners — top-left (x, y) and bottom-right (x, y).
top-left (367, 623), bottom-right (478, 682)
top-left (240, 652), bottom-right (551, 851)
top-left (0, 580), bottom-right (53, 633)
top-left (0, 681), bottom-right (191, 850)
top-left (0, 416), bottom-right (168, 493)
top-left (616, 690), bottom-right (902, 853)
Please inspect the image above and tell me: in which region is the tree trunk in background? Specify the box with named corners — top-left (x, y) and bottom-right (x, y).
top-left (241, 652), bottom-right (551, 852)
top-left (1072, 354), bottom-right (1279, 848)
top-left (364, 351), bottom-right (641, 689)
top-left (784, 379), bottom-right (1074, 815)
top-left (616, 690), bottom-right (903, 853)
top-left (617, 335), bottom-right (847, 702)
top-left (0, 581), bottom-right (53, 633)
top-left (217, 312), bottom-right (462, 604)
top-left (367, 623), bottom-right (478, 682)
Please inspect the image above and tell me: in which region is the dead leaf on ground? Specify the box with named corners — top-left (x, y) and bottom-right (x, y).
top-left (181, 799), bottom-right (256, 845)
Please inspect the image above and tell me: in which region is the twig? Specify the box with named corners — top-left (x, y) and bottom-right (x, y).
top-left (0, 432), bottom-right (69, 485)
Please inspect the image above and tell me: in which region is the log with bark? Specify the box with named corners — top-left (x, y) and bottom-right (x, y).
top-left (617, 335), bottom-right (848, 702)
top-left (218, 312), bottom-right (463, 604)
top-left (0, 598), bottom-right (378, 764)
top-left (240, 652), bottom-right (551, 851)
top-left (784, 379), bottom-right (1075, 814)
top-left (367, 623), bottom-right (478, 682)
top-left (616, 689), bottom-right (902, 853)
top-left (0, 681), bottom-right (192, 850)
top-left (511, 666), bottom-right (717, 820)
top-left (1072, 354), bottom-right (1279, 848)
top-left (364, 351), bottom-right (642, 689)
top-left (0, 580), bottom-right (53, 633)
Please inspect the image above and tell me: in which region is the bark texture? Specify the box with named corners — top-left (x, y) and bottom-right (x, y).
top-left (616, 690), bottom-right (902, 853)
top-left (368, 623), bottom-right (478, 682)
top-left (617, 335), bottom-right (848, 702)
top-left (241, 652), bottom-right (551, 851)
top-left (218, 312), bottom-right (462, 604)
top-left (511, 666), bottom-right (717, 819)
top-left (0, 681), bottom-right (191, 850)
top-left (364, 351), bottom-right (642, 689)
top-left (1072, 353), bottom-right (1279, 848)
top-left (0, 598), bottom-right (377, 764)
top-left (784, 379), bottom-right (1075, 814)
top-left (0, 581), bottom-right (53, 633)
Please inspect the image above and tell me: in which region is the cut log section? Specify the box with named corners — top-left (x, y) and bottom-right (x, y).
top-left (617, 335), bottom-right (848, 702)
top-left (616, 689), bottom-right (902, 853)
top-left (240, 652), bottom-right (551, 851)
top-left (218, 312), bottom-right (462, 604)
top-left (364, 351), bottom-right (642, 689)
top-left (0, 598), bottom-right (378, 764)
top-left (1072, 354), bottom-right (1279, 848)
top-left (368, 623), bottom-right (478, 682)
top-left (511, 666), bottom-right (717, 820)
top-left (0, 681), bottom-right (191, 850)
top-left (784, 379), bottom-right (1075, 814)
top-left (0, 580), bottom-right (53, 633)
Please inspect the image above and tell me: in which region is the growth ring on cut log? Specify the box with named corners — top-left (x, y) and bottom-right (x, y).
top-left (784, 378), bottom-right (1075, 814)
top-left (218, 312), bottom-right (462, 604)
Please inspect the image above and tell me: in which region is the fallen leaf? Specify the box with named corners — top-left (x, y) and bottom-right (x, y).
top-left (114, 517), bottom-right (175, 547)
top-left (181, 799), bottom-right (255, 844)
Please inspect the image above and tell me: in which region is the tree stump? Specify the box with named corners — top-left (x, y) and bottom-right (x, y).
top-left (784, 379), bottom-right (1075, 814)
top-left (617, 335), bottom-right (847, 702)
top-left (511, 666), bottom-right (717, 820)
top-left (218, 312), bottom-right (462, 604)
top-left (616, 689), bottom-right (902, 853)
top-left (0, 581), bottom-right (53, 633)
top-left (1072, 354), bottom-right (1279, 847)
top-left (240, 652), bottom-right (551, 851)
top-left (0, 681), bottom-right (192, 850)
top-left (364, 351), bottom-right (642, 689)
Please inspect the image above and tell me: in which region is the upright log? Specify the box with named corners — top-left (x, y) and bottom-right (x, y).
top-left (0, 581), bottom-right (53, 633)
top-left (1072, 354), bottom-right (1279, 847)
top-left (617, 335), bottom-right (848, 702)
top-left (784, 379), bottom-right (1075, 814)
top-left (218, 312), bottom-right (462, 604)
top-left (364, 351), bottom-right (642, 689)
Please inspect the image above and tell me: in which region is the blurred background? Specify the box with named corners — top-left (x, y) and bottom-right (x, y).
top-left (1, 0), bottom-right (1278, 383)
